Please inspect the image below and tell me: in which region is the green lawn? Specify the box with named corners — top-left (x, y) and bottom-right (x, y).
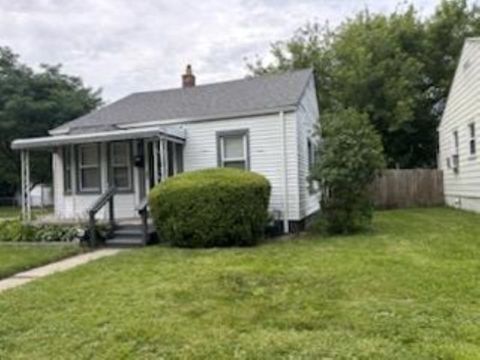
top-left (0, 243), bottom-right (82, 279)
top-left (1, 208), bottom-right (480, 359)
top-left (0, 206), bottom-right (52, 219)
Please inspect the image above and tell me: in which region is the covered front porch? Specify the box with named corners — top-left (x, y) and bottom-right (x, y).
top-left (12, 126), bottom-right (186, 246)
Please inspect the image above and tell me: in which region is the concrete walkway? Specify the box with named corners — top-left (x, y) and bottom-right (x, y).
top-left (0, 249), bottom-right (122, 293)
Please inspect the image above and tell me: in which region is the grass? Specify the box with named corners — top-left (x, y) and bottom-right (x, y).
top-left (0, 243), bottom-right (82, 279)
top-left (1, 208), bottom-right (480, 359)
top-left (0, 206), bottom-right (52, 219)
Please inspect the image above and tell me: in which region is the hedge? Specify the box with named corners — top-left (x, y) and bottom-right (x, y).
top-left (149, 168), bottom-right (271, 248)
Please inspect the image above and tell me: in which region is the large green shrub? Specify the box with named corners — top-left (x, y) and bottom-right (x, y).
top-left (311, 108), bottom-right (385, 234)
top-left (149, 168), bottom-right (271, 248)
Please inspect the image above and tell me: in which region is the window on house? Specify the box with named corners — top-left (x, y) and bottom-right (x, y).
top-left (453, 130), bottom-right (459, 174)
top-left (63, 146), bottom-right (72, 193)
top-left (307, 138), bottom-right (316, 170)
top-left (78, 144), bottom-right (101, 193)
top-left (175, 143), bottom-right (184, 174)
top-left (218, 131), bottom-right (249, 170)
top-left (469, 123), bottom-right (476, 156)
top-left (110, 141), bottom-right (132, 191)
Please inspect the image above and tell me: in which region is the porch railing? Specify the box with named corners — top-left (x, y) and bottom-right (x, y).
top-left (136, 197), bottom-right (149, 245)
top-left (87, 186), bottom-right (116, 247)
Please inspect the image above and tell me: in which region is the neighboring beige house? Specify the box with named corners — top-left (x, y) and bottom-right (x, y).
top-left (438, 38), bottom-right (480, 212)
top-left (12, 66), bottom-right (320, 243)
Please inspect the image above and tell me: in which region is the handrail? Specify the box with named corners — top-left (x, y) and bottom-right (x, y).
top-left (88, 186), bottom-right (116, 214)
top-left (136, 197), bottom-right (149, 245)
top-left (87, 186), bottom-right (116, 247)
top-left (135, 197), bottom-right (148, 213)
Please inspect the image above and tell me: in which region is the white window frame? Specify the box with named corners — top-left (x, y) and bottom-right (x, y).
top-left (217, 130), bottom-right (250, 170)
top-left (109, 141), bottom-right (133, 192)
top-left (77, 144), bottom-right (101, 193)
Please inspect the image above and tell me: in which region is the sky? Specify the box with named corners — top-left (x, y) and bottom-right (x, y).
top-left (0, 0), bottom-right (438, 102)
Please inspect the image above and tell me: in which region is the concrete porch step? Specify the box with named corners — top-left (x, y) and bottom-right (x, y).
top-left (104, 224), bottom-right (156, 248)
top-left (105, 237), bottom-right (145, 248)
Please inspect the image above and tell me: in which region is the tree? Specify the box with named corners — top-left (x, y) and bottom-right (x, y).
top-left (0, 47), bottom-right (102, 196)
top-left (248, 0), bottom-right (480, 168)
top-left (311, 109), bottom-right (385, 234)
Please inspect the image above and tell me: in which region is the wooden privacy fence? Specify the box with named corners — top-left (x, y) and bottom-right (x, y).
top-left (370, 169), bottom-right (444, 209)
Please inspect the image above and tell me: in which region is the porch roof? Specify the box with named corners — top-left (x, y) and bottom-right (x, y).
top-left (11, 126), bottom-right (186, 150)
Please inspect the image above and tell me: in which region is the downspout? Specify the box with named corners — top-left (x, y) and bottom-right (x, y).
top-left (280, 111), bottom-right (290, 234)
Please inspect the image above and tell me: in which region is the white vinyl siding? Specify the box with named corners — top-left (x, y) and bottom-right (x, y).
top-left (296, 77), bottom-right (321, 218)
top-left (54, 144), bottom-right (138, 220)
top-left (52, 76), bottom-right (321, 222)
top-left (439, 39), bottom-right (480, 212)
top-left (183, 112), bottom-right (301, 220)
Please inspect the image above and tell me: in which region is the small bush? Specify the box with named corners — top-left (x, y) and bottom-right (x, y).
top-left (34, 224), bottom-right (79, 242)
top-left (149, 168), bottom-right (271, 248)
top-left (0, 220), bottom-right (34, 242)
top-left (0, 220), bottom-right (79, 242)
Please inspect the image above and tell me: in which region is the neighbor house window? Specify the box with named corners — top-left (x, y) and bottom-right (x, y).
top-left (217, 130), bottom-right (249, 170)
top-left (63, 146), bottom-right (72, 194)
top-left (469, 122), bottom-right (476, 156)
top-left (77, 144), bottom-right (101, 193)
top-left (307, 138), bottom-right (318, 194)
top-left (109, 141), bottom-right (132, 191)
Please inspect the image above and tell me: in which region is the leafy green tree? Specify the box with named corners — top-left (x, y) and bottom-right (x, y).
top-left (311, 109), bottom-right (385, 234)
top-left (0, 47), bottom-right (102, 196)
top-left (249, 0), bottom-right (480, 168)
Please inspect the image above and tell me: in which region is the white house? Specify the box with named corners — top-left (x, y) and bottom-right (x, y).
top-left (12, 66), bottom-right (320, 240)
top-left (438, 38), bottom-right (480, 212)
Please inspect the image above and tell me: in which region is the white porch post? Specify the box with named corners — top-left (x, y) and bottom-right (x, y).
top-left (20, 150), bottom-right (32, 221)
top-left (161, 138), bottom-right (168, 181)
top-left (157, 137), bottom-right (168, 182)
top-left (153, 139), bottom-right (159, 184)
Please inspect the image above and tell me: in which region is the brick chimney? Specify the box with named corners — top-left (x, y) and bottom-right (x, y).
top-left (182, 64), bottom-right (195, 88)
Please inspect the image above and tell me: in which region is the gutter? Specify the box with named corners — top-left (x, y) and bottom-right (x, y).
top-left (51, 106), bottom-right (298, 135)
top-left (12, 126), bottom-right (186, 150)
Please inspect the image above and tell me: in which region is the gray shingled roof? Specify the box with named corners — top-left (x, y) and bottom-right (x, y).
top-left (53, 68), bottom-right (313, 134)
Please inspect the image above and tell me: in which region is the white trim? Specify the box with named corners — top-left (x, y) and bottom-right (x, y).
top-left (133, 140), bottom-right (141, 206)
top-left (144, 140), bottom-right (150, 194)
top-left (153, 139), bottom-right (159, 184)
top-left (219, 133), bottom-right (248, 168)
top-left (12, 126), bottom-right (186, 150)
top-left (280, 111), bottom-right (289, 234)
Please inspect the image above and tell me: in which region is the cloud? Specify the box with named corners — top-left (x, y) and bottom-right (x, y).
top-left (0, 0), bottom-right (438, 102)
